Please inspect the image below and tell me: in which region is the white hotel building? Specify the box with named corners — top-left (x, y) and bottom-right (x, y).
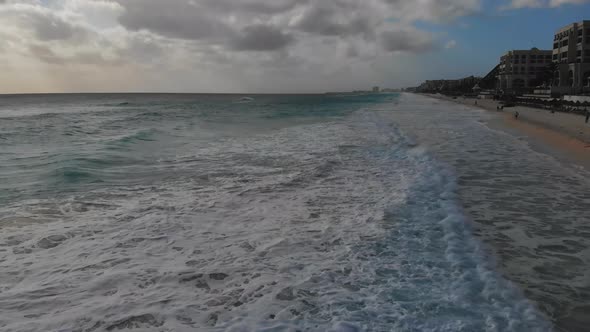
top-left (552, 20), bottom-right (590, 94)
top-left (496, 48), bottom-right (553, 93)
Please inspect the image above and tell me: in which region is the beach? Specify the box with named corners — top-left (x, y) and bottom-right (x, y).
top-left (418, 93), bottom-right (590, 331)
top-left (424, 93), bottom-right (590, 169)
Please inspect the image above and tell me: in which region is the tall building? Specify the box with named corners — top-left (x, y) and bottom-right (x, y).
top-left (552, 21), bottom-right (590, 94)
top-left (496, 48), bottom-right (553, 93)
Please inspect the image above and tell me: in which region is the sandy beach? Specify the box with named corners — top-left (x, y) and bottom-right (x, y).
top-left (423, 93), bottom-right (590, 170)
top-left (419, 93), bottom-right (590, 331)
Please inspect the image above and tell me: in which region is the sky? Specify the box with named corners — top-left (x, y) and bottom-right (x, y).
top-left (0, 0), bottom-right (589, 93)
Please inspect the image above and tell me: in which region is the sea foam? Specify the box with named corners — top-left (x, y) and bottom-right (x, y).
top-left (0, 94), bottom-right (551, 331)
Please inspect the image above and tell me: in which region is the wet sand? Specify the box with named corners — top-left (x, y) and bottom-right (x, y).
top-left (423, 93), bottom-right (590, 170)
top-left (420, 93), bottom-right (590, 332)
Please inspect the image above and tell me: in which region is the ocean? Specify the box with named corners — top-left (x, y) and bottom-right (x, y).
top-left (0, 92), bottom-right (588, 331)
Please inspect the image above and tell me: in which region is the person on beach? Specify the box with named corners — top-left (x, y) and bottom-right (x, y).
top-left (514, 111), bottom-right (519, 119)
top-left (586, 110), bottom-right (589, 124)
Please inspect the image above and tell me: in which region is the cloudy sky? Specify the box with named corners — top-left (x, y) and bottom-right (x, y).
top-left (0, 0), bottom-right (588, 93)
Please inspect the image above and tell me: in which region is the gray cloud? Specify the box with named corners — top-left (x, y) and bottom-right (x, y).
top-left (0, 4), bottom-right (87, 41)
top-left (295, 3), bottom-right (373, 38)
top-left (230, 24), bottom-right (295, 51)
top-left (0, 0), bottom-right (506, 93)
top-left (380, 29), bottom-right (436, 53)
top-left (29, 44), bottom-right (123, 66)
top-left (117, 1), bottom-right (232, 41)
top-left (503, 0), bottom-right (588, 9)
top-left (201, 0), bottom-right (309, 15)
top-left (112, 0), bottom-right (460, 55)
top-left (31, 12), bottom-right (86, 41)
top-left (383, 0), bottom-right (481, 22)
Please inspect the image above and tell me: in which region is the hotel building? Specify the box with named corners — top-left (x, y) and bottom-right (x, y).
top-left (552, 20), bottom-right (590, 93)
top-left (496, 48), bottom-right (553, 93)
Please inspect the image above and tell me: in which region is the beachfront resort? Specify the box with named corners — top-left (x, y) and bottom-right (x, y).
top-left (407, 20), bottom-right (590, 108)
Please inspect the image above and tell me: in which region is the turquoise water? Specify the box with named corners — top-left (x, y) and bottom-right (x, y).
top-left (0, 93), bottom-right (553, 331)
top-left (0, 94), bottom-right (392, 204)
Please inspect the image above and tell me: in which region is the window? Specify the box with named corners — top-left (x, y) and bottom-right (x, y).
top-left (562, 52), bottom-right (568, 58)
top-left (553, 42), bottom-right (559, 49)
top-left (562, 40), bottom-right (569, 47)
top-left (577, 50), bottom-right (582, 57)
top-left (513, 79), bottom-right (525, 88)
top-left (553, 54), bottom-right (558, 60)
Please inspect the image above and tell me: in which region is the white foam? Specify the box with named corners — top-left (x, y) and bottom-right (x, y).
top-left (0, 97), bottom-right (551, 331)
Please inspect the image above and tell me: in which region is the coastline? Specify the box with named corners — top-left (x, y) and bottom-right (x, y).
top-left (417, 93), bottom-right (590, 331)
top-left (420, 93), bottom-right (590, 170)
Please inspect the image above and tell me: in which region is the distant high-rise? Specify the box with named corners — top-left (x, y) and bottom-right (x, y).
top-left (552, 20), bottom-right (590, 93)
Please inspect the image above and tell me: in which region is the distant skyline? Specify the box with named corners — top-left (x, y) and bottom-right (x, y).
top-left (0, 0), bottom-right (589, 94)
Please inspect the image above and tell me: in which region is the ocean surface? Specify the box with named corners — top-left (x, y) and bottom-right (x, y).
top-left (1, 92), bottom-right (588, 331)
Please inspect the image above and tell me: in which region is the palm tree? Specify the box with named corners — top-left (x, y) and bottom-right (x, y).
top-left (532, 62), bottom-right (558, 87)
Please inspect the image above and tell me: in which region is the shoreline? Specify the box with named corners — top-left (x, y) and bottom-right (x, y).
top-left (420, 93), bottom-right (590, 170)
top-left (417, 93), bottom-right (590, 331)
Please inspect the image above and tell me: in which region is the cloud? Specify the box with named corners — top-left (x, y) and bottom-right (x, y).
top-left (383, 0), bottom-right (481, 22)
top-left (380, 28), bottom-right (436, 53)
top-left (201, 0), bottom-right (309, 15)
top-left (230, 24), bottom-right (295, 51)
top-left (503, 0), bottom-right (588, 9)
top-left (28, 43), bottom-right (123, 66)
top-left (0, 3), bottom-right (87, 41)
top-left (117, 0), bottom-right (232, 41)
top-left (0, 0), bottom-right (489, 93)
top-left (294, 2), bottom-right (374, 38)
top-left (445, 40), bottom-right (457, 49)
top-left (549, 0), bottom-right (589, 6)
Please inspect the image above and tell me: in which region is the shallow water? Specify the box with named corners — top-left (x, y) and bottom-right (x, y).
top-left (0, 93), bottom-right (569, 331)
top-left (389, 94), bottom-right (590, 331)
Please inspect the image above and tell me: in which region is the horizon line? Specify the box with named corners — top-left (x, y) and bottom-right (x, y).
top-left (0, 91), bottom-right (402, 96)
top-left (0, 92), bottom-right (329, 96)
